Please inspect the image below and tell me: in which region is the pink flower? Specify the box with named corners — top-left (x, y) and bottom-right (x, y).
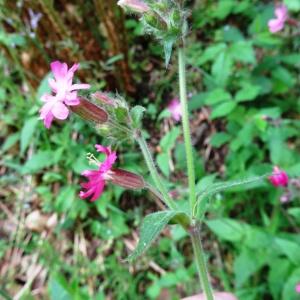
top-left (269, 166), bottom-right (289, 187)
top-left (268, 4), bottom-right (288, 33)
top-left (168, 98), bottom-right (182, 122)
top-left (80, 145), bottom-right (117, 202)
top-left (117, 0), bottom-right (149, 13)
top-left (40, 61), bottom-right (90, 128)
top-left (296, 283), bottom-right (300, 293)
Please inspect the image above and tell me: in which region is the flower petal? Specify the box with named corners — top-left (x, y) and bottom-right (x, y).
top-left (101, 152), bottom-right (117, 172)
top-left (40, 101), bottom-right (54, 118)
top-left (71, 83), bottom-right (90, 91)
top-left (95, 145), bottom-right (111, 155)
top-left (90, 181), bottom-right (105, 202)
top-left (268, 19), bottom-right (284, 33)
top-left (52, 102), bottom-right (69, 120)
top-left (64, 92), bottom-right (79, 106)
top-left (44, 111), bottom-right (54, 129)
top-left (79, 186), bottom-right (96, 199)
top-left (275, 5), bottom-right (288, 21)
top-left (50, 61), bottom-right (68, 80)
top-left (68, 63), bottom-right (79, 74)
top-left (48, 78), bottom-right (58, 92)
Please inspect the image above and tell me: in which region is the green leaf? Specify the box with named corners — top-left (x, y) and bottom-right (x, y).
top-left (160, 127), bottom-right (181, 151)
top-left (281, 54), bottom-right (300, 66)
top-left (234, 247), bottom-right (266, 287)
top-left (157, 153), bottom-right (170, 177)
top-left (55, 186), bottom-right (76, 212)
top-left (114, 106), bottom-right (128, 124)
top-left (212, 50), bottom-right (233, 86)
top-left (284, 0), bottom-right (300, 11)
top-left (204, 88), bottom-right (232, 105)
top-left (210, 101), bottom-right (237, 119)
top-left (210, 132), bottom-right (231, 148)
top-left (196, 175), bottom-right (267, 220)
top-left (130, 105), bottom-right (146, 128)
top-left (282, 268), bottom-right (300, 300)
top-left (0, 31), bottom-right (26, 47)
top-left (163, 40), bottom-right (174, 68)
top-left (272, 67), bottom-right (296, 93)
top-left (158, 108), bottom-right (171, 120)
top-left (268, 258), bottom-right (292, 299)
top-left (195, 174), bottom-right (217, 194)
top-left (208, 217), bottom-right (270, 246)
top-left (222, 26), bottom-right (244, 42)
top-left (188, 92), bottom-right (207, 111)
top-left (1, 133), bottom-right (20, 153)
top-left (230, 41), bottom-right (256, 64)
top-left (287, 208), bottom-right (300, 224)
top-left (275, 238), bottom-right (300, 265)
top-left (127, 211), bottom-right (188, 260)
top-left (287, 163), bottom-right (300, 177)
top-left (20, 117), bottom-right (39, 154)
top-left (22, 151), bottom-right (54, 174)
top-left (197, 43), bottom-right (226, 65)
top-left (235, 84), bottom-right (261, 102)
top-left (105, 54), bottom-right (124, 65)
top-left (49, 274), bottom-right (73, 300)
top-left (212, 0), bottom-right (234, 19)
top-left (206, 218), bottom-right (245, 242)
top-left (37, 73), bottom-right (52, 101)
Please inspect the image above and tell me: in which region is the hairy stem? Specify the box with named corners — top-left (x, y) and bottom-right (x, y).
top-left (178, 46), bottom-right (197, 215)
top-left (137, 133), bottom-right (176, 210)
top-left (190, 222), bottom-right (214, 300)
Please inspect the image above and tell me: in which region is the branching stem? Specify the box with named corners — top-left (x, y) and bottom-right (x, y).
top-left (137, 133), bottom-right (177, 210)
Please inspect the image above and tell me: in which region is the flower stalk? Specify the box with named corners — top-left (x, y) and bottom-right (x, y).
top-left (190, 222), bottom-right (214, 300)
top-left (178, 46), bottom-right (197, 215)
top-left (136, 131), bottom-right (177, 210)
top-left (179, 40), bottom-right (214, 299)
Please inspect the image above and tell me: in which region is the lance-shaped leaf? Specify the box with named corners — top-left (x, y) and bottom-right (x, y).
top-left (130, 105), bottom-right (146, 128)
top-left (195, 174), bottom-right (269, 220)
top-left (127, 210), bottom-right (190, 261)
top-left (70, 98), bottom-right (108, 123)
top-left (163, 39), bottom-right (174, 68)
top-left (110, 169), bottom-right (145, 190)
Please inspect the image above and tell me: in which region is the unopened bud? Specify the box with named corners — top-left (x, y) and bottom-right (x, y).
top-left (96, 123), bottom-right (111, 137)
top-left (144, 13), bottom-right (167, 30)
top-left (92, 92), bottom-right (115, 106)
top-left (171, 10), bottom-right (181, 26)
top-left (111, 169), bottom-right (145, 189)
top-left (71, 98), bottom-right (108, 123)
top-left (117, 0), bottom-right (150, 13)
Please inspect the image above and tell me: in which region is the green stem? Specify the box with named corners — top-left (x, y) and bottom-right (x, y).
top-left (190, 222), bottom-right (214, 300)
top-left (178, 46), bottom-right (197, 215)
top-left (137, 133), bottom-right (176, 210)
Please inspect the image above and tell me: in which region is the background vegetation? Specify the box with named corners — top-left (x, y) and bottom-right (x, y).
top-left (0, 0), bottom-right (300, 299)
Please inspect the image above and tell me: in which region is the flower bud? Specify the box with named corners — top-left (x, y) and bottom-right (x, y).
top-left (92, 92), bottom-right (115, 106)
top-left (96, 123), bottom-right (111, 137)
top-left (70, 98), bottom-right (108, 123)
top-left (144, 13), bottom-right (167, 31)
top-left (269, 166), bottom-right (289, 187)
top-left (110, 169), bottom-right (145, 190)
top-left (117, 0), bottom-right (150, 14)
